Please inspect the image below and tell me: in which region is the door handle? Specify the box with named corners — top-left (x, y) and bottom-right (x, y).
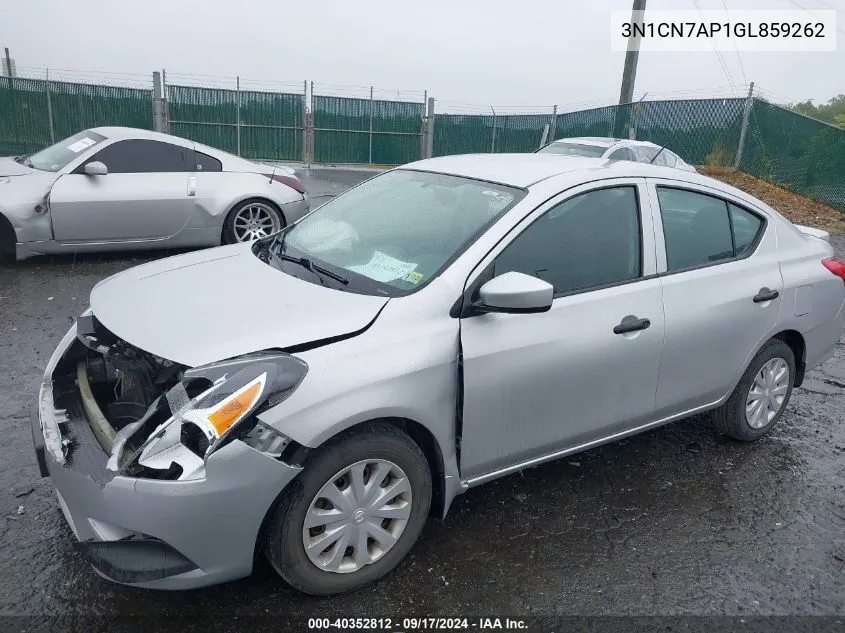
top-left (753, 288), bottom-right (779, 303)
top-left (613, 315), bottom-right (651, 335)
top-left (187, 176), bottom-right (196, 197)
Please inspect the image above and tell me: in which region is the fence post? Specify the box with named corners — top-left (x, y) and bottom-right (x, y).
top-left (490, 106), bottom-right (497, 153)
top-left (549, 105), bottom-right (557, 143)
top-left (45, 69), bottom-right (55, 144)
top-left (161, 69), bottom-right (170, 134)
top-left (236, 76), bottom-right (241, 157)
top-left (734, 81), bottom-right (755, 169)
top-left (424, 97), bottom-right (435, 159)
top-left (368, 86), bottom-right (374, 165)
top-left (152, 71), bottom-right (166, 133)
top-left (301, 80), bottom-right (308, 164)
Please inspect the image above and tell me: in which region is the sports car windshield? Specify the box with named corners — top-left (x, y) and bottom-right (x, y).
top-left (275, 169), bottom-right (525, 296)
top-left (26, 130), bottom-right (107, 172)
top-left (537, 142), bottom-right (605, 158)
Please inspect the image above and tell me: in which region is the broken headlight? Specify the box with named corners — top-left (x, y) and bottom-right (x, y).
top-left (115, 352), bottom-right (307, 480)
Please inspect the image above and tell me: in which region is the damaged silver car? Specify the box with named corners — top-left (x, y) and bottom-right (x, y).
top-left (33, 154), bottom-right (845, 594)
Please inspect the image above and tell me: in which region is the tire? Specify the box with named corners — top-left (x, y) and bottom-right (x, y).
top-left (263, 423), bottom-right (432, 595)
top-left (222, 198), bottom-right (284, 245)
top-left (713, 339), bottom-right (795, 442)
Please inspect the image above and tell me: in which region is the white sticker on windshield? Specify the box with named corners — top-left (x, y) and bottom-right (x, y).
top-left (347, 251), bottom-right (417, 283)
top-left (67, 137), bottom-right (97, 153)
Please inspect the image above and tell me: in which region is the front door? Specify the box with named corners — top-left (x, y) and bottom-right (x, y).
top-left (50, 138), bottom-right (194, 242)
top-left (459, 181), bottom-right (665, 481)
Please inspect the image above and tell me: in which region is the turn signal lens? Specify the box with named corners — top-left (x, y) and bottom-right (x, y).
top-left (207, 380), bottom-right (263, 436)
top-left (822, 257), bottom-right (845, 284)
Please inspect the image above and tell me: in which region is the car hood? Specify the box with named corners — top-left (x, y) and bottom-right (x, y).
top-left (0, 156), bottom-right (37, 176)
top-left (89, 244), bottom-right (389, 367)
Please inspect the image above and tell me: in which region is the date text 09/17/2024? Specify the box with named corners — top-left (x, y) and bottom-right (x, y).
top-left (307, 618), bottom-right (528, 630)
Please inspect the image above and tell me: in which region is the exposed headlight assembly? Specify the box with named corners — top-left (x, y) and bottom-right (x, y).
top-left (113, 352), bottom-right (307, 480)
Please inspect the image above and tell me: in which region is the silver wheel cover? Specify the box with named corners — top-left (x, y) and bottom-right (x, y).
top-left (745, 357), bottom-right (790, 429)
top-left (302, 459), bottom-right (412, 573)
top-left (232, 202), bottom-right (280, 241)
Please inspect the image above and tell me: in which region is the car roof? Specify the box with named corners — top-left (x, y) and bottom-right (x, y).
top-left (89, 126), bottom-right (190, 143)
top-left (402, 153), bottom-right (701, 188)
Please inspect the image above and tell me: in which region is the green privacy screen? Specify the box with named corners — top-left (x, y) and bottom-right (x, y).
top-left (0, 77), bottom-right (152, 155)
top-left (167, 85), bottom-right (303, 160)
top-left (741, 99), bottom-right (845, 212)
top-left (433, 113), bottom-right (555, 156)
top-left (312, 95), bottom-right (424, 164)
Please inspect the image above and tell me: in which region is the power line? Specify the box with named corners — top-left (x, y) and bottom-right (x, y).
top-left (786, 0), bottom-right (845, 35)
top-left (691, 0), bottom-right (739, 94)
top-left (720, 0), bottom-right (748, 86)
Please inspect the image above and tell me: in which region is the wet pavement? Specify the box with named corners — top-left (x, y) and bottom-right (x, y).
top-left (1, 169), bottom-right (843, 628)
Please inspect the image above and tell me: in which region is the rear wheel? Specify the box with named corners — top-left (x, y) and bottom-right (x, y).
top-left (263, 423), bottom-right (431, 595)
top-left (713, 339), bottom-right (795, 442)
top-left (222, 199), bottom-right (284, 244)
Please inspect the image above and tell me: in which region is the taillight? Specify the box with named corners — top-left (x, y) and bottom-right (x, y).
top-left (264, 173), bottom-right (306, 194)
top-left (822, 257), bottom-right (845, 283)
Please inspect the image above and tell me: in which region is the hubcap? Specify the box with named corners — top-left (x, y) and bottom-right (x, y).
top-left (745, 357), bottom-right (790, 429)
top-left (302, 459), bottom-right (412, 574)
top-left (232, 203), bottom-right (280, 242)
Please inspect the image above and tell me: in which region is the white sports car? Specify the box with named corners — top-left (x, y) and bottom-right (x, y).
top-left (0, 127), bottom-right (310, 260)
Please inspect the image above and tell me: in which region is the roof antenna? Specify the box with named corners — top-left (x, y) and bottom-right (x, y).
top-left (649, 143), bottom-right (668, 164)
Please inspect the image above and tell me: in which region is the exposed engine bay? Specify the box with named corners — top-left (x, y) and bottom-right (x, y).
top-left (51, 313), bottom-right (308, 482)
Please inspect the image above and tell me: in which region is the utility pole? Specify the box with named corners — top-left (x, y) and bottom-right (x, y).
top-left (734, 82), bottom-right (755, 169)
top-left (618, 0), bottom-right (646, 105)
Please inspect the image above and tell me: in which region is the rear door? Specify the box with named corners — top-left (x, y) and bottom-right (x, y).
top-left (647, 179), bottom-right (782, 418)
top-left (50, 139), bottom-right (194, 242)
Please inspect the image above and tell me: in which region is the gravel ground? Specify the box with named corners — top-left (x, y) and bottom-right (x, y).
top-left (0, 169), bottom-right (843, 631)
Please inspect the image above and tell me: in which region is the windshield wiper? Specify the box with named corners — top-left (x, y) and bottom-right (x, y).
top-left (275, 252), bottom-right (349, 286)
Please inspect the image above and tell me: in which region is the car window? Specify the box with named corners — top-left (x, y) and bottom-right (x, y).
top-left (657, 187), bottom-right (744, 272)
top-left (26, 130), bottom-right (107, 172)
top-left (536, 142), bottom-right (606, 158)
top-left (195, 151), bottom-right (222, 172)
top-left (84, 139), bottom-right (191, 173)
top-left (653, 150), bottom-right (676, 167)
top-left (493, 186), bottom-right (641, 295)
top-left (281, 169), bottom-right (525, 296)
top-left (607, 147), bottom-right (636, 161)
top-left (729, 203), bottom-right (764, 255)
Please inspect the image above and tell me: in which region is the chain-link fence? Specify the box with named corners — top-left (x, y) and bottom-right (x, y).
top-left (167, 84), bottom-right (304, 161)
top-left (741, 99), bottom-right (845, 211)
top-left (0, 76), bottom-right (152, 155)
top-left (1, 71), bottom-right (844, 212)
top-left (312, 93), bottom-right (425, 165)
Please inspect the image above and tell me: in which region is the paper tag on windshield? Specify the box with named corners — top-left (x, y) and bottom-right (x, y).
top-left (347, 251), bottom-right (417, 283)
top-left (67, 138), bottom-right (97, 153)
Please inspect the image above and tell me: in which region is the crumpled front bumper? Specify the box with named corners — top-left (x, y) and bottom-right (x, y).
top-left (31, 324), bottom-right (302, 589)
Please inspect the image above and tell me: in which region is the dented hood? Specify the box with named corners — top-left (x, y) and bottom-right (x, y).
top-left (0, 156), bottom-right (37, 177)
top-left (89, 244), bottom-right (388, 367)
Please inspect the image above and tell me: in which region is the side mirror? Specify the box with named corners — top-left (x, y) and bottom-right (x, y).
top-left (475, 271), bottom-right (554, 314)
top-left (84, 161), bottom-right (108, 176)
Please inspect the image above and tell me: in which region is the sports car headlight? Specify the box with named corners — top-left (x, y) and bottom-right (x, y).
top-left (119, 352), bottom-right (307, 477)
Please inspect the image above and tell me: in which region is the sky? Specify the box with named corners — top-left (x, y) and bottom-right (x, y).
top-left (1, 0), bottom-right (843, 112)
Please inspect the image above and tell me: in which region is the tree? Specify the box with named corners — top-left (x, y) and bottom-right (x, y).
top-left (789, 95), bottom-right (845, 129)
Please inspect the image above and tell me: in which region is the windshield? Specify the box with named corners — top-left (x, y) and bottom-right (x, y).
top-left (26, 130), bottom-right (107, 172)
top-left (537, 142), bottom-right (606, 158)
top-left (275, 169), bottom-right (525, 296)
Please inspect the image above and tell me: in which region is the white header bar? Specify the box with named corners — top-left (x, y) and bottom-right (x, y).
top-left (610, 10), bottom-right (837, 52)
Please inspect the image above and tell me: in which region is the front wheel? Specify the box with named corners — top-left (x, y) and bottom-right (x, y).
top-left (222, 199), bottom-right (284, 244)
top-left (263, 423), bottom-right (432, 595)
top-left (713, 339), bottom-right (795, 442)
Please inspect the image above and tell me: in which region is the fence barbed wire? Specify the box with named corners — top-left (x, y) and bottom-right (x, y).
top-left (0, 67), bottom-right (842, 210)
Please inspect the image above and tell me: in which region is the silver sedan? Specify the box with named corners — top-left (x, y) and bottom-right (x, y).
top-left (33, 154), bottom-right (845, 594)
top-left (1, 127), bottom-right (310, 260)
